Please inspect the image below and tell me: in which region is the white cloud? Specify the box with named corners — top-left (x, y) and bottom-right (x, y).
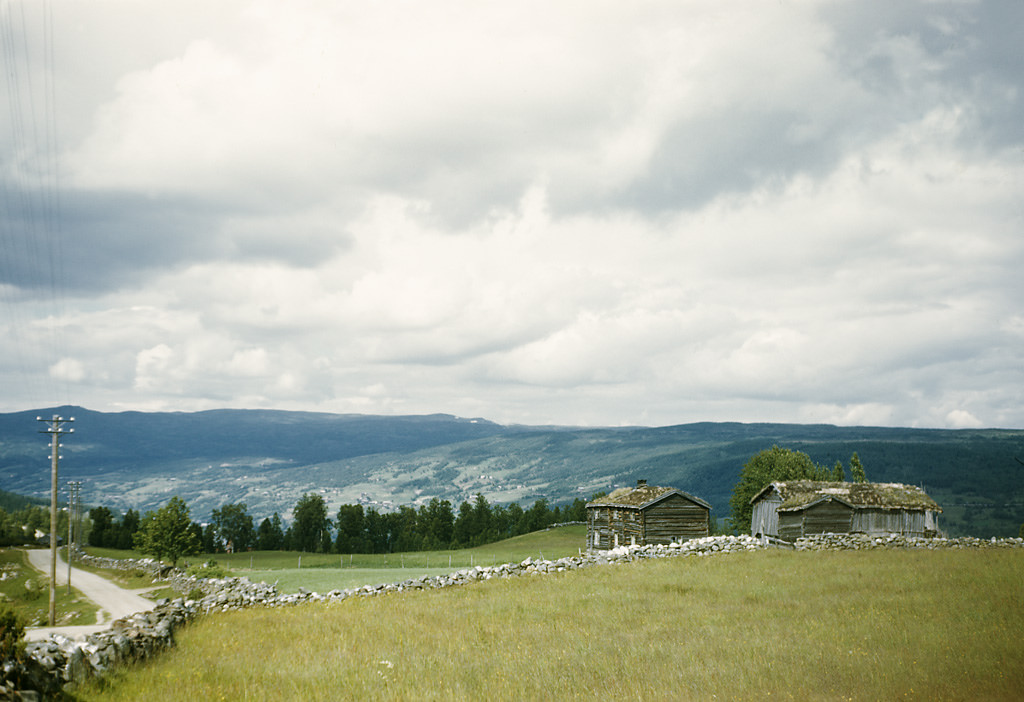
top-left (226, 348), bottom-right (270, 377)
top-left (134, 344), bottom-right (176, 392)
top-left (945, 409), bottom-right (984, 429)
top-left (1, 1), bottom-right (1022, 428)
top-left (49, 358), bottom-right (85, 383)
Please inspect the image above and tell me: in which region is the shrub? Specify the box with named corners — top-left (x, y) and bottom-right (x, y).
top-left (187, 588), bottom-right (206, 602)
top-left (186, 559), bottom-right (228, 579)
top-left (23, 578), bottom-right (41, 601)
top-left (0, 602), bottom-right (26, 662)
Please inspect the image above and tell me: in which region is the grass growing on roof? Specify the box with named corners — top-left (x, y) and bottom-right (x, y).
top-left (72, 548), bottom-right (1024, 701)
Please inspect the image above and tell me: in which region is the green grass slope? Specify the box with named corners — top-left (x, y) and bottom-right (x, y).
top-left (219, 525), bottom-right (588, 593)
top-left (74, 547), bottom-right (1024, 701)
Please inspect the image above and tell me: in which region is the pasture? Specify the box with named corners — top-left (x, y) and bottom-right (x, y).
top-left (73, 546), bottom-right (1024, 701)
top-left (217, 525), bottom-right (587, 593)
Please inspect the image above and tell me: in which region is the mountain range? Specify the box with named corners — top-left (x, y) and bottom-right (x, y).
top-left (2, 406), bottom-right (1023, 537)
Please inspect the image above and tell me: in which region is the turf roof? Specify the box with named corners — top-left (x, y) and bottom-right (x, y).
top-left (754, 481), bottom-right (942, 512)
top-left (586, 484), bottom-right (710, 510)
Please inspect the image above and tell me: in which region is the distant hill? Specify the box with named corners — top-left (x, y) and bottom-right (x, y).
top-left (2, 407), bottom-right (1022, 537)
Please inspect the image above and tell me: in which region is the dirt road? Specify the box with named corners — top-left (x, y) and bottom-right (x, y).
top-left (23, 548), bottom-right (156, 641)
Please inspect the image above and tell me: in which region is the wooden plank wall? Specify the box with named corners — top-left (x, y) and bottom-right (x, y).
top-left (777, 514), bottom-right (803, 541)
top-left (751, 494), bottom-right (782, 537)
top-left (643, 495), bottom-right (709, 544)
top-left (852, 508), bottom-right (927, 536)
top-left (775, 505), bottom-right (932, 540)
top-left (801, 500), bottom-right (853, 535)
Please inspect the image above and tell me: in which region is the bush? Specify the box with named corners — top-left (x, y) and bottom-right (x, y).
top-left (185, 559), bottom-right (228, 579)
top-left (187, 587), bottom-right (206, 602)
top-left (0, 602), bottom-right (26, 662)
top-left (22, 578), bottom-right (41, 601)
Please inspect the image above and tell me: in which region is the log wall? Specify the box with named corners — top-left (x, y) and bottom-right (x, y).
top-left (587, 494), bottom-right (709, 549)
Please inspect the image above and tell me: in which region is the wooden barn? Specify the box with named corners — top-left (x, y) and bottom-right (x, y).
top-left (586, 480), bottom-right (711, 550)
top-left (750, 481), bottom-right (942, 540)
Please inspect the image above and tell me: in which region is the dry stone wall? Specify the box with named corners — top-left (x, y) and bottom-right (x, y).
top-left (4, 534), bottom-right (1023, 699)
top-left (793, 533), bottom-right (1024, 551)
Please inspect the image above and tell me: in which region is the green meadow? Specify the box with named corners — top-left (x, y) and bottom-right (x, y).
top-left (214, 525), bottom-right (588, 593)
top-left (72, 545), bottom-right (1024, 701)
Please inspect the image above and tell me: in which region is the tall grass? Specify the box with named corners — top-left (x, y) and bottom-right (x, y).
top-left (73, 548), bottom-right (1024, 701)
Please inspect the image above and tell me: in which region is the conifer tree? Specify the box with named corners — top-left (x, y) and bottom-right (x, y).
top-left (850, 452), bottom-right (867, 483)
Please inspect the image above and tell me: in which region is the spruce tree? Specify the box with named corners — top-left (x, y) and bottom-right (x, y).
top-left (850, 452), bottom-right (867, 483)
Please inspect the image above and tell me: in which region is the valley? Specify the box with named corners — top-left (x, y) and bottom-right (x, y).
top-left (2, 407), bottom-right (1023, 536)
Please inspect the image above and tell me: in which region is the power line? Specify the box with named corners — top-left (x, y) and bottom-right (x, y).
top-left (0, 0), bottom-right (68, 408)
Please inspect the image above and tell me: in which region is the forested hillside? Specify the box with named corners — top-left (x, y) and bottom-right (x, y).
top-left (1, 407), bottom-right (1021, 536)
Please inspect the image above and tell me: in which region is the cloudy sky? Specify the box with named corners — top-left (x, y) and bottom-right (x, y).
top-left (1, 1), bottom-right (1022, 429)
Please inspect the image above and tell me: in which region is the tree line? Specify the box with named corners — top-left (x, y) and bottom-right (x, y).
top-left (221, 493), bottom-right (590, 555)
top-left (0, 504), bottom-right (68, 547)
top-left (0, 487), bottom-right (592, 563)
top-left (77, 493), bottom-right (592, 565)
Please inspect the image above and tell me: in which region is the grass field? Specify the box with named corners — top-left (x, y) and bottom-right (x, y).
top-left (221, 525), bottom-right (588, 593)
top-left (0, 549), bottom-right (100, 627)
top-left (72, 547), bottom-right (1024, 701)
top-left (83, 525), bottom-right (589, 594)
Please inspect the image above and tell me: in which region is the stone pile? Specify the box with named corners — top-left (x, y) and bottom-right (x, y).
top-left (793, 533), bottom-right (1024, 551)
top-left (68, 552), bottom-right (172, 580)
top-left (4, 532), bottom-right (1022, 698)
top-left (3, 598), bottom-right (200, 700)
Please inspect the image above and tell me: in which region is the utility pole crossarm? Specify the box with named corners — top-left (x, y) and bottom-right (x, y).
top-left (37, 414), bottom-right (74, 626)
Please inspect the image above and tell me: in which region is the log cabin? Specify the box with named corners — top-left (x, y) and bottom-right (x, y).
top-left (750, 480), bottom-right (942, 540)
top-left (586, 480), bottom-right (711, 550)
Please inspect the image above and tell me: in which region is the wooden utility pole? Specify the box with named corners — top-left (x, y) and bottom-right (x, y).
top-left (38, 414), bottom-right (74, 626)
top-left (67, 480), bottom-right (81, 594)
